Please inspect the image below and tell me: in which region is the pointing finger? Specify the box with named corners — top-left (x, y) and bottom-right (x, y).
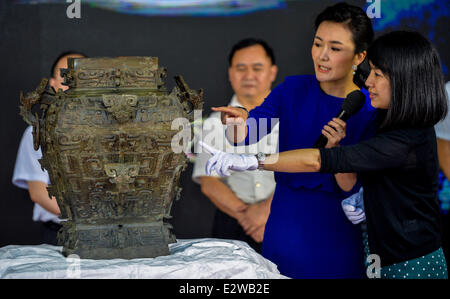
top-left (211, 106), bottom-right (242, 116)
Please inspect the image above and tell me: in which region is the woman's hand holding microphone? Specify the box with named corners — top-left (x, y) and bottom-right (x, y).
top-left (323, 118), bottom-right (347, 148)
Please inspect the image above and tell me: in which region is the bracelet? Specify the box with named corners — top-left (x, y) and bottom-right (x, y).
top-left (233, 106), bottom-right (249, 118)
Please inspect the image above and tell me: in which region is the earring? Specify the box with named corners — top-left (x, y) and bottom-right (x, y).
top-left (352, 65), bottom-right (357, 75)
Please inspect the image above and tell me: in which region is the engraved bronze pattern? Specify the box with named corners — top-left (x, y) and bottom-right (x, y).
top-left (20, 57), bottom-right (203, 259)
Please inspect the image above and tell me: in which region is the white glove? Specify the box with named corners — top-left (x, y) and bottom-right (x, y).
top-left (199, 141), bottom-right (258, 177)
top-left (341, 187), bottom-right (366, 225)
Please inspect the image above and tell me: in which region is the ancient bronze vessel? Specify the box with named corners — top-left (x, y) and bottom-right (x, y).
top-left (20, 57), bottom-right (203, 259)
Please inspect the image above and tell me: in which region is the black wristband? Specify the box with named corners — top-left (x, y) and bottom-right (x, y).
top-left (233, 106), bottom-right (249, 118)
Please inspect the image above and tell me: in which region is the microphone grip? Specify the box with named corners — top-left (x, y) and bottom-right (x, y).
top-left (313, 110), bottom-right (350, 148)
top-left (313, 135), bottom-right (329, 148)
top-left (336, 110), bottom-right (350, 121)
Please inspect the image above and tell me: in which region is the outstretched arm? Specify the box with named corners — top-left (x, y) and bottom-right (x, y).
top-left (202, 129), bottom-right (412, 177)
top-left (262, 150), bottom-right (321, 173)
top-left (201, 141), bottom-right (321, 175)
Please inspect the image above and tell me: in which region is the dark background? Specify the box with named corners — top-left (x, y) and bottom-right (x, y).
top-left (0, 0), bottom-right (449, 246)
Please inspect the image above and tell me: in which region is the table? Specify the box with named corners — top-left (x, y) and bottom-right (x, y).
top-left (0, 238), bottom-right (288, 279)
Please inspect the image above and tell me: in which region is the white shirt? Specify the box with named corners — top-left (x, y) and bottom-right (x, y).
top-left (12, 126), bottom-right (60, 223)
top-left (435, 82), bottom-right (450, 141)
top-left (192, 95), bottom-right (279, 204)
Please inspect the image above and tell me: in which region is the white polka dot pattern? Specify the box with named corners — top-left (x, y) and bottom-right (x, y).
top-left (379, 248), bottom-right (448, 279)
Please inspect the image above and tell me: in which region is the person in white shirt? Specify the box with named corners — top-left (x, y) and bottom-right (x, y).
top-left (12, 52), bottom-right (85, 245)
top-left (192, 38), bottom-right (278, 252)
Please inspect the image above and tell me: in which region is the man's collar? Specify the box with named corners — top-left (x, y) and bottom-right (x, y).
top-left (229, 93), bottom-right (271, 108)
top-left (229, 95), bottom-right (240, 107)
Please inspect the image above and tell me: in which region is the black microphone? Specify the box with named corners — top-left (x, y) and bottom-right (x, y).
top-left (313, 90), bottom-right (366, 148)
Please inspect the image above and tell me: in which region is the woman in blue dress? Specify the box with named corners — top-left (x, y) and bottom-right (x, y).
top-left (203, 30), bottom-right (448, 279)
top-left (209, 3), bottom-right (377, 278)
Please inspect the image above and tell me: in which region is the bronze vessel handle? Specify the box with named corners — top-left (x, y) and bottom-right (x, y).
top-left (174, 75), bottom-right (203, 116)
top-left (19, 78), bottom-right (50, 150)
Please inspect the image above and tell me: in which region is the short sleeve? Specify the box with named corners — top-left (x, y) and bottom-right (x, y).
top-left (12, 126), bottom-right (50, 189)
top-left (320, 130), bottom-right (412, 174)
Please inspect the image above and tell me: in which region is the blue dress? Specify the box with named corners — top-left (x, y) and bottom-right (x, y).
top-left (246, 75), bottom-right (377, 278)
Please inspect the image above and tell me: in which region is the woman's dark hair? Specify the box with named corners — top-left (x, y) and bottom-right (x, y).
top-left (228, 38), bottom-right (276, 66)
top-left (368, 31), bottom-right (448, 130)
top-left (314, 2), bottom-right (374, 88)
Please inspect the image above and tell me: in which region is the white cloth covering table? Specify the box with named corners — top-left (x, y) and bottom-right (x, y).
top-left (0, 238), bottom-right (288, 279)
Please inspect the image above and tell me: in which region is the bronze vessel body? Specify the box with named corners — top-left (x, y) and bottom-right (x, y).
top-left (20, 57), bottom-right (203, 259)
